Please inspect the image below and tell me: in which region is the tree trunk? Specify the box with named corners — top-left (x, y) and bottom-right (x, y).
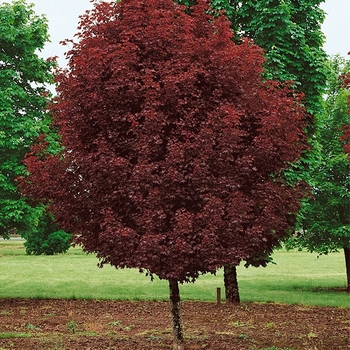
top-left (169, 278), bottom-right (185, 350)
top-left (344, 247), bottom-right (350, 293)
top-left (224, 264), bottom-right (240, 303)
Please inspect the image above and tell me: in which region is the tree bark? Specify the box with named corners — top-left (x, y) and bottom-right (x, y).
top-left (344, 247), bottom-right (350, 293)
top-left (224, 264), bottom-right (240, 303)
top-left (169, 278), bottom-right (185, 350)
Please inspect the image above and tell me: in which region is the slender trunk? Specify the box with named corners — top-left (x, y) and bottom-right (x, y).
top-left (169, 278), bottom-right (185, 350)
top-left (224, 264), bottom-right (240, 303)
top-left (344, 247), bottom-right (350, 293)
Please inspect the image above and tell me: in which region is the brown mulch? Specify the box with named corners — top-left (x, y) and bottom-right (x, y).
top-left (0, 299), bottom-right (349, 349)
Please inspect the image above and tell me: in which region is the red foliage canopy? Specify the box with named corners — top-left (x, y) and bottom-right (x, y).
top-left (21, 0), bottom-right (309, 282)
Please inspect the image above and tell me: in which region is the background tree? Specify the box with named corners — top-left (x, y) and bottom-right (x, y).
top-left (177, 0), bottom-right (328, 302)
top-left (286, 55), bottom-right (350, 293)
top-left (0, 0), bottom-right (55, 238)
top-left (21, 0), bottom-right (308, 348)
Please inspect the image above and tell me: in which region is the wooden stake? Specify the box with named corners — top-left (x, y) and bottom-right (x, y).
top-left (217, 287), bottom-right (221, 305)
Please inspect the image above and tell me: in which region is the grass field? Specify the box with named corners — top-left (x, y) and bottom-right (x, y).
top-left (0, 241), bottom-right (348, 307)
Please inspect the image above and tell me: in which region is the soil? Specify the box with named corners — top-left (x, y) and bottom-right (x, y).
top-left (0, 299), bottom-right (349, 350)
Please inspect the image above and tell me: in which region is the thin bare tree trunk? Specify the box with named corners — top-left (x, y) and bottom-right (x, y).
top-left (224, 264), bottom-right (240, 303)
top-left (344, 247), bottom-right (350, 293)
top-left (169, 278), bottom-right (185, 350)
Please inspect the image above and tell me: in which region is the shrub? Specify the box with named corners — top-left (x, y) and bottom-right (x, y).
top-left (24, 214), bottom-right (71, 255)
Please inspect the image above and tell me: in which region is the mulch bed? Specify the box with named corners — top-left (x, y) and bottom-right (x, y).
top-left (0, 299), bottom-right (349, 349)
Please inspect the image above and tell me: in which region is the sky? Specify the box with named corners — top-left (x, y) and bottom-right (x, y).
top-left (20, 0), bottom-right (350, 66)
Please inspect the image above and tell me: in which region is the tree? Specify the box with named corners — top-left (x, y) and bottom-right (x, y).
top-left (223, 0), bottom-right (327, 302)
top-left (286, 55), bottom-right (350, 293)
top-left (176, 0), bottom-right (328, 303)
top-left (0, 0), bottom-right (69, 253)
top-left (0, 0), bottom-right (55, 238)
top-left (20, 0), bottom-right (309, 348)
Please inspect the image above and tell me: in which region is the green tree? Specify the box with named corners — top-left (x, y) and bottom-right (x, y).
top-left (287, 55), bottom-right (350, 293)
top-left (176, 0), bottom-right (328, 302)
top-left (0, 0), bottom-right (55, 238)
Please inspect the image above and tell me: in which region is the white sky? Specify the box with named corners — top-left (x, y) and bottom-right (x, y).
top-left (15, 0), bottom-right (350, 66)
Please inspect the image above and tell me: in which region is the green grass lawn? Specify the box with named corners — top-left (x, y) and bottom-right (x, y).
top-left (0, 241), bottom-right (348, 307)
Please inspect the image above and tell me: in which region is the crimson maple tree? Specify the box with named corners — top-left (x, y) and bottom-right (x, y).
top-left (21, 0), bottom-right (309, 348)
